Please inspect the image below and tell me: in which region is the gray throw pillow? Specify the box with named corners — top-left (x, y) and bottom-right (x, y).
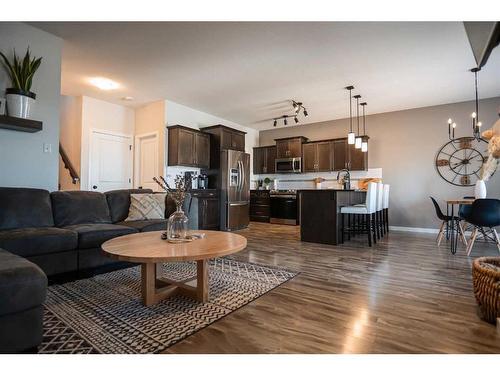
top-left (125, 193), bottom-right (167, 221)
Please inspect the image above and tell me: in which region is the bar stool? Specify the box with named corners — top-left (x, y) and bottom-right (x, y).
top-left (382, 184), bottom-right (390, 234)
top-left (375, 182), bottom-right (384, 239)
top-left (340, 182), bottom-right (378, 247)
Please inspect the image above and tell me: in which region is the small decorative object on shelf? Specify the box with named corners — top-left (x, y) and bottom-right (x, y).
top-left (0, 48), bottom-right (42, 119)
top-left (153, 175), bottom-right (193, 242)
top-left (263, 177), bottom-right (272, 190)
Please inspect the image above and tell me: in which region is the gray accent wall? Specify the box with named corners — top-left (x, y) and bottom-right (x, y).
top-left (259, 97), bottom-right (500, 229)
top-left (0, 23), bottom-right (62, 191)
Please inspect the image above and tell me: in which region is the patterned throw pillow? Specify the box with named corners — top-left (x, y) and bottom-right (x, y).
top-left (125, 193), bottom-right (166, 221)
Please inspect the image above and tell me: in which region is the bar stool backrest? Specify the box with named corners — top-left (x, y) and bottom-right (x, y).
top-left (376, 182), bottom-right (384, 211)
top-left (365, 182), bottom-right (378, 214)
top-left (383, 184), bottom-right (390, 209)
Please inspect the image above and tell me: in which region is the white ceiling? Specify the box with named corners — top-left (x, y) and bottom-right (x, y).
top-left (32, 22), bottom-right (500, 130)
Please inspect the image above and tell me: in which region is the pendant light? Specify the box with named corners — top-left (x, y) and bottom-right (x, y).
top-left (354, 94), bottom-right (362, 149)
top-left (471, 67), bottom-right (482, 140)
top-left (446, 67), bottom-right (482, 141)
top-left (346, 86), bottom-right (355, 144)
top-left (360, 102), bottom-right (368, 153)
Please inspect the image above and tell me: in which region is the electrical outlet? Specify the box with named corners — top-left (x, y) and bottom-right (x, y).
top-left (43, 143), bottom-right (52, 153)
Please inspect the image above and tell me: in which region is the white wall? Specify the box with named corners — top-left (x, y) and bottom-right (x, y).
top-left (0, 23), bottom-right (62, 191)
top-left (80, 96), bottom-right (135, 190)
top-left (165, 100), bottom-right (259, 184)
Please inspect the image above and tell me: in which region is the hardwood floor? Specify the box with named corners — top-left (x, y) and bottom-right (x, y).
top-left (165, 222), bottom-right (500, 353)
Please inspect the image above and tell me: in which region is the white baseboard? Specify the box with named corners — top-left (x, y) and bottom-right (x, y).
top-left (389, 226), bottom-right (439, 234)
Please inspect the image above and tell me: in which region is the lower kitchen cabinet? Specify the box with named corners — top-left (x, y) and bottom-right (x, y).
top-left (250, 190), bottom-right (270, 222)
top-left (185, 190), bottom-right (220, 230)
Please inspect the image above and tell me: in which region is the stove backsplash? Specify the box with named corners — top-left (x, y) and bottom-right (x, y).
top-left (252, 168), bottom-right (382, 190)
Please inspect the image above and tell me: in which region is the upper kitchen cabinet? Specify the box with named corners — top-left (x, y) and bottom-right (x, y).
top-left (332, 137), bottom-right (368, 171)
top-left (167, 125), bottom-right (210, 168)
top-left (348, 136), bottom-right (368, 171)
top-left (202, 124), bottom-right (246, 152)
top-left (253, 146), bottom-right (276, 174)
top-left (303, 141), bottom-right (333, 172)
top-left (275, 136), bottom-right (308, 159)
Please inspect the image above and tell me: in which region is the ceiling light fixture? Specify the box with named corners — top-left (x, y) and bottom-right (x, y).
top-left (360, 102), bottom-right (368, 153)
top-left (346, 86), bottom-right (355, 145)
top-left (89, 77), bottom-right (120, 90)
top-left (447, 67), bottom-right (483, 141)
top-left (121, 96), bottom-right (134, 101)
top-left (271, 100), bottom-right (309, 127)
top-left (354, 94), bottom-right (362, 149)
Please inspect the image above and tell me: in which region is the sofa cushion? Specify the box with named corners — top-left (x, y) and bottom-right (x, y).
top-left (0, 227), bottom-right (78, 257)
top-left (0, 249), bottom-right (47, 316)
top-left (105, 188), bottom-right (153, 223)
top-left (63, 223), bottom-right (138, 249)
top-left (118, 219), bottom-right (167, 232)
top-left (51, 191), bottom-right (112, 226)
top-left (0, 187), bottom-right (54, 230)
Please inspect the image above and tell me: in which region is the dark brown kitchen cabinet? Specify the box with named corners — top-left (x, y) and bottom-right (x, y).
top-left (302, 141), bottom-right (332, 172)
top-left (186, 190), bottom-right (219, 230)
top-left (253, 146), bottom-right (276, 174)
top-left (275, 136), bottom-right (308, 159)
top-left (333, 139), bottom-right (348, 171)
top-left (332, 137), bottom-right (368, 171)
top-left (202, 124), bottom-right (246, 152)
top-left (250, 190), bottom-right (270, 222)
top-left (168, 125), bottom-right (210, 168)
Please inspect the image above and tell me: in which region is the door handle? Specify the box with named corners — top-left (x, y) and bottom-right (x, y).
top-left (92, 185), bottom-right (97, 190)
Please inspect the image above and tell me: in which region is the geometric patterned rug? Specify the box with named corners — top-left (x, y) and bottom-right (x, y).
top-left (39, 258), bottom-right (297, 354)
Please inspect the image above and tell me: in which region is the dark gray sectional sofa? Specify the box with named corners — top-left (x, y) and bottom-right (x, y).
top-left (0, 187), bottom-right (174, 353)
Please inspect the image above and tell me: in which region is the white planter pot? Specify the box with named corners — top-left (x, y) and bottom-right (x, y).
top-left (474, 180), bottom-right (487, 199)
top-left (6, 92), bottom-right (36, 119)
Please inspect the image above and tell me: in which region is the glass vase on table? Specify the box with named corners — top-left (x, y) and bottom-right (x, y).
top-left (167, 203), bottom-right (189, 241)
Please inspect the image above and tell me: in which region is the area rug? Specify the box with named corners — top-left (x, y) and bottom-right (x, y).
top-left (39, 258), bottom-right (297, 354)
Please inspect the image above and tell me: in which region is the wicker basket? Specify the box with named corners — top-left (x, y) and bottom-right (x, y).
top-left (472, 257), bottom-right (500, 324)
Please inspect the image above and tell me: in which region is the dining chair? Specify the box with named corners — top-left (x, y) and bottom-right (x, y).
top-left (341, 182), bottom-right (378, 247)
top-left (465, 199), bottom-right (500, 256)
top-left (430, 197), bottom-right (467, 246)
top-left (382, 184), bottom-right (390, 234)
top-left (376, 182), bottom-right (384, 239)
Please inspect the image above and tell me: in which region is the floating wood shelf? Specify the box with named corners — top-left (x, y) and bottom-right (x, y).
top-left (0, 115), bottom-right (43, 133)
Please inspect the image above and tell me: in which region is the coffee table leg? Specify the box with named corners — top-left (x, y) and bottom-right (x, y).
top-left (141, 263), bottom-right (156, 306)
top-left (196, 259), bottom-right (209, 302)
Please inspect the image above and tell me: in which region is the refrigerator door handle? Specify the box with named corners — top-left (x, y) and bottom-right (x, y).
top-left (239, 160), bottom-right (245, 191)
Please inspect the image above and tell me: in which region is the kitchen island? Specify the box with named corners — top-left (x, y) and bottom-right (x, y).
top-left (299, 189), bottom-right (366, 245)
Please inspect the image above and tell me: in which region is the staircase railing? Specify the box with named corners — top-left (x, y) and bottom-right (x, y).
top-left (59, 144), bottom-right (80, 185)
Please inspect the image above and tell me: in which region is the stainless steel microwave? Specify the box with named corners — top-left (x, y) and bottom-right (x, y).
top-left (275, 157), bottom-right (301, 173)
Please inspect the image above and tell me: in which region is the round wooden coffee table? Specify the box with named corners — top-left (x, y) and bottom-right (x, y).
top-left (102, 230), bottom-right (247, 306)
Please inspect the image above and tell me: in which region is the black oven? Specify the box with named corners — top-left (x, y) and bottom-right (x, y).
top-left (270, 191), bottom-right (298, 225)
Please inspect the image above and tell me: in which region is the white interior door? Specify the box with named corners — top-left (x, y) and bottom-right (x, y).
top-left (135, 132), bottom-right (159, 190)
top-left (90, 130), bottom-right (133, 192)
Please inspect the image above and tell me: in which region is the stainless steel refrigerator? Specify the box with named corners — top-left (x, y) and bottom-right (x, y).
top-left (220, 149), bottom-right (250, 231)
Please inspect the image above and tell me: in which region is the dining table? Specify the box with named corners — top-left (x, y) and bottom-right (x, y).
top-left (445, 198), bottom-right (475, 254)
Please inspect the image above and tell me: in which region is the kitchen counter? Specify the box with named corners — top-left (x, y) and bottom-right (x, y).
top-left (299, 189), bottom-right (366, 245)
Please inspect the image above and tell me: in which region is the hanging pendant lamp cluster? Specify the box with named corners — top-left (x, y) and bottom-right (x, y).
top-left (345, 85), bottom-right (368, 153)
top-left (447, 67), bottom-right (483, 141)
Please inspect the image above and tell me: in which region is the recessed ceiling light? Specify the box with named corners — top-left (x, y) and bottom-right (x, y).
top-left (89, 77), bottom-right (120, 90)
top-left (121, 96), bottom-right (134, 101)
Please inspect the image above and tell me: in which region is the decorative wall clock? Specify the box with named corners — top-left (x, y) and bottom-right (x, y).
top-left (435, 137), bottom-right (490, 186)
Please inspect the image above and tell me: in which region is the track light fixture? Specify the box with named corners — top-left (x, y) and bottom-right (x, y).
top-left (271, 100), bottom-right (309, 127)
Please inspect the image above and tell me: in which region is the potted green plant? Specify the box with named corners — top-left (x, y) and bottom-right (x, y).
top-left (0, 48), bottom-right (42, 119)
top-left (263, 177), bottom-right (272, 190)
